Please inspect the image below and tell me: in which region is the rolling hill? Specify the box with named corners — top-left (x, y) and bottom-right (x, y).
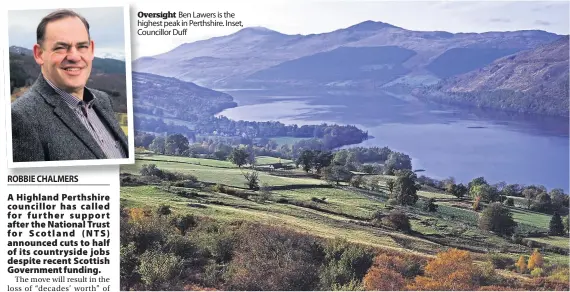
top-left (119, 153), bottom-right (570, 291)
top-left (131, 71), bottom-right (237, 120)
top-left (414, 36), bottom-right (570, 117)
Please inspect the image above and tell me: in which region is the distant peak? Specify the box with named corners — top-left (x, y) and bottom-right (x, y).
top-left (234, 26), bottom-right (285, 35)
top-left (345, 20), bottom-right (398, 31)
top-left (9, 45), bottom-right (33, 55)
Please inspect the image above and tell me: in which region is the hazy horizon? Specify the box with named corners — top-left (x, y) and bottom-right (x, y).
top-left (127, 0), bottom-right (569, 58)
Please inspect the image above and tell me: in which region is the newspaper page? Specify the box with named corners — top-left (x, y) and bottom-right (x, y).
top-left (2, 1), bottom-right (569, 292)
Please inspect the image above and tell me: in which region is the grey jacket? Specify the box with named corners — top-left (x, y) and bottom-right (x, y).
top-left (11, 74), bottom-right (129, 162)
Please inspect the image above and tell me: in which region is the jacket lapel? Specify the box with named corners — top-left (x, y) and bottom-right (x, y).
top-left (91, 96), bottom-right (129, 156)
top-left (34, 75), bottom-right (107, 159)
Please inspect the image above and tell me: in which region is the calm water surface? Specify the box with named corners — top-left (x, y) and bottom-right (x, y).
top-left (216, 90), bottom-right (569, 191)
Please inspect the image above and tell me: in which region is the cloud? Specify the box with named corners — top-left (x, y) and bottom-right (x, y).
top-left (534, 20), bottom-right (552, 26)
top-left (531, 3), bottom-right (554, 11)
top-left (489, 18), bottom-right (511, 23)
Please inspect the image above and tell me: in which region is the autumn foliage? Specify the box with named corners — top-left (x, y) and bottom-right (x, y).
top-left (129, 207), bottom-right (148, 222)
top-left (363, 267), bottom-right (405, 290)
top-left (515, 256), bottom-right (527, 273)
top-left (408, 248), bottom-right (480, 291)
top-left (473, 196), bottom-right (482, 211)
top-left (527, 249), bottom-right (544, 270)
top-left (363, 254), bottom-right (408, 290)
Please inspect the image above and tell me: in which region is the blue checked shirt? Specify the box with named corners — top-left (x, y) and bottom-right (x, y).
top-left (45, 78), bottom-right (126, 159)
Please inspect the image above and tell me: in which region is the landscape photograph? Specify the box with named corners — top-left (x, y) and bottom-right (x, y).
top-left (120, 1), bottom-right (569, 290)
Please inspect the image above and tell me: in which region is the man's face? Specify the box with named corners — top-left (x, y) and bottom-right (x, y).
top-left (33, 16), bottom-right (94, 97)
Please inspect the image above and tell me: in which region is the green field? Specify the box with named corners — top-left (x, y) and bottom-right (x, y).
top-left (510, 208), bottom-right (552, 230)
top-left (255, 156), bottom-right (294, 165)
top-left (527, 236), bottom-right (570, 249)
top-left (121, 154), bottom-right (567, 260)
top-left (268, 136), bottom-right (308, 146)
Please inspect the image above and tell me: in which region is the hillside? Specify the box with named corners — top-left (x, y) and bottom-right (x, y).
top-left (119, 153), bottom-right (570, 291)
top-left (132, 71), bottom-right (237, 119)
top-left (9, 46), bottom-right (128, 113)
top-left (247, 46), bottom-right (416, 88)
top-left (414, 36), bottom-right (570, 117)
top-left (133, 21), bottom-right (561, 89)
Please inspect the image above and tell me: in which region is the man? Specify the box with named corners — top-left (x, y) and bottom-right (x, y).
top-left (11, 9), bottom-right (128, 162)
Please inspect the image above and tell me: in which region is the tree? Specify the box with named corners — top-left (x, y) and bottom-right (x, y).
top-left (470, 184), bottom-right (499, 202)
top-left (156, 204), bottom-right (171, 216)
top-left (531, 192), bottom-right (552, 213)
top-left (360, 164), bottom-right (374, 174)
top-left (527, 249), bottom-right (544, 270)
top-left (515, 256), bottom-right (527, 273)
top-left (344, 151), bottom-right (360, 171)
top-left (367, 176), bottom-right (381, 191)
top-left (422, 198), bottom-right (438, 212)
top-left (549, 212), bottom-right (565, 236)
top-left (244, 145), bottom-right (256, 166)
top-left (149, 136), bottom-right (166, 154)
top-left (564, 216), bottom-right (569, 234)
top-left (468, 177), bottom-right (487, 190)
top-left (332, 150), bottom-right (348, 166)
top-left (313, 151), bottom-right (333, 173)
top-left (170, 214), bottom-right (196, 235)
top-left (392, 170), bottom-right (419, 206)
top-left (319, 239), bottom-right (374, 290)
top-left (505, 198), bottom-right (514, 206)
top-left (140, 164), bottom-right (162, 177)
top-left (296, 150), bottom-right (315, 172)
top-left (227, 225), bottom-right (321, 291)
top-left (349, 175), bottom-right (364, 188)
top-left (386, 179), bottom-right (395, 196)
top-left (407, 248), bottom-right (479, 291)
top-left (386, 210), bottom-right (411, 232)
top-left (523, 186), bottom-right (543, 210)
top-left (165, 134), bottom-right (189, 155)
top-left (363, 267), bottom-right (405, 291)
top-left (243, 171), bottom-right (260, 190)
top-left (323, 165), bottom-right (352, 185)
top-left (478, 203), bottom-right (517, 236)
top-left (549, 189), bottom-right (568, 212)
top-left (385, 152), bottom-right (412, 171)
top-left (135, 132), bottom-right (156, 149)
top-left (229, 148), bottom-right (249, 168)
top-left (502, 184), bottom-right (519, 197)
top-left (473, 196), bottom-right (482, 211)
top-left (444, 177), bottom-right (456, 194)
top-left (453, 183), bottom-right (468, 198)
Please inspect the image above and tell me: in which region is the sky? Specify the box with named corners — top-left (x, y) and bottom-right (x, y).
top-left (4, 1), bottom-right (569, 60)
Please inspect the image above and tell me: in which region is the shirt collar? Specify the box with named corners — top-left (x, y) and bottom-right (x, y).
top-left (43, 75), bottom-right (95, 108)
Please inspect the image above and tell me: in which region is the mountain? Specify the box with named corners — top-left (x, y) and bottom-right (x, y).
top-left (425, 48), bottom-right (521, 79)
top-left (9, 46), bottom-right (128, 113)
top-left (414, 36), bottom-right (569, 117)
top-left (133, 21), bottom-right (561, 89)
top-left (247, 46), bottom-right (416, 88)
top-left (9, 46), bottom-right (33, 56)
top-left (132, 72), bottom-right (237, 121)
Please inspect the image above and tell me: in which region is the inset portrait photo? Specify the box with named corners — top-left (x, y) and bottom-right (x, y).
top-left (4, 6), bottom-right (134, 168)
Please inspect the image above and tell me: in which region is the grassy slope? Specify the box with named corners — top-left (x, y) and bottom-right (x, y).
top-left (121, 154), bottom-right (568, 261)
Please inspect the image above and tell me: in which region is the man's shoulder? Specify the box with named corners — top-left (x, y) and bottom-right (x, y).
top-left (90, 88), bottom-right (110, 99)
top-left (89, 88), bottom-right (114, 110)
top-left (11, 87), bottom-right (45, 114)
